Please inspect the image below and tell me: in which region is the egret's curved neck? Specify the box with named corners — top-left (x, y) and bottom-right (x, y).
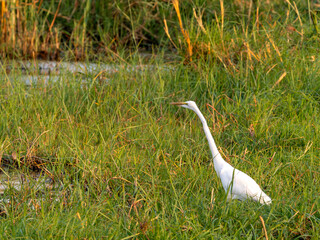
top-left (191, 106), bottom-right (228, 171)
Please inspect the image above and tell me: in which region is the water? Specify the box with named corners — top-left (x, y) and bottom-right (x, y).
top-left (4, 60), bottom-right (173, 86)
top-left (0, 171), bottom-right (55, 204)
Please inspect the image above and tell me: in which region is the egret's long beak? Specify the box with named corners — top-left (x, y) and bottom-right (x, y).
top-left (170, 102), bottom-right (186, 106)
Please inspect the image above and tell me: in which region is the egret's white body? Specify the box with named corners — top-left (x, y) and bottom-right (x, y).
top-left (171, 101), bottom-right (271, 205)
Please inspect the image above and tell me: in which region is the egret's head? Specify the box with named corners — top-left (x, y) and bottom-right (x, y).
top-left (170, 101), bottom-right (198, 110)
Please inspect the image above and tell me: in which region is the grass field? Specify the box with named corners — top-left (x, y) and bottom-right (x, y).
top-left (1, 0), bottom-right (320, 239)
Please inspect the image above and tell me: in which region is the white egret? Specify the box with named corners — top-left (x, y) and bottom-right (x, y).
top-left (171, 101), bottom-right (271, 205)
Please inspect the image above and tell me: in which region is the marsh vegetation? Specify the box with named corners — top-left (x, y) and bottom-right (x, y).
top-left (0, 0), bottom-right (320, 238)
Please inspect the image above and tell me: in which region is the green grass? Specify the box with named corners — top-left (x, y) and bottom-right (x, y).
top-left (0, 0), bottom-right (320, 239)
top-left (0, 52), bottom-right (319, 239)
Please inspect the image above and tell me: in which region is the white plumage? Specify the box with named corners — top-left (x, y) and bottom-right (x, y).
top-left (171, 101), bottom-right (271, 205)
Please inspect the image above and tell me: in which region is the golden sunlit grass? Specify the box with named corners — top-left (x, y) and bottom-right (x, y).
top-left (0, 0), bottom-right (61, 59)
top-left (164, 0), bottom-right (318, 77)
top-left (0, 0), bottom-right (318, 64)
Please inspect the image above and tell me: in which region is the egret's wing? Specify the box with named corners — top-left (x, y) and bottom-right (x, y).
top-left (219, 167), bottom-right (263, 199)
top-left (233, 170), bottom-right (272, 204)
top-left (217, 165), bottom-right (271, 204)
top-left (233, 170), bottom-right (262, 197)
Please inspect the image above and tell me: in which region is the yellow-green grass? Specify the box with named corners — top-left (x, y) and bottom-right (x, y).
top-left (0, 49), bottom-right (319, 238)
